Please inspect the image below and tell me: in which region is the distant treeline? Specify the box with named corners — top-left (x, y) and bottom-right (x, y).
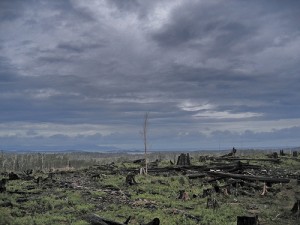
top-left (0, 151), bottom-right (168, 172)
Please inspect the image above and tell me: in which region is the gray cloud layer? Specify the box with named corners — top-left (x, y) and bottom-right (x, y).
top-left (1, 0), bottom-right (300, 151)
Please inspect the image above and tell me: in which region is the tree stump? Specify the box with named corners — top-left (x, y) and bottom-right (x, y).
top-left (178, 190), bottom-right (190, 201)
top-left (125, 173), bottom-right (137, 185)
top-left (206, 197), bottom-right (219, 210)
top-left (270, 152), bottom-right (278, 159)
top-left (279, 150), bottom-right (285, 156)
top-left (237, 215), bottom-right (258, 225)
top-left (293, 151), bottom-right (298, 157)
top-left (176, 153), bottom-right (191, 166)
top-left (232, 147), bottom-right (237, 157)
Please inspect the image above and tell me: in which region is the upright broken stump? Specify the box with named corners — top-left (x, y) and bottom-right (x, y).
top-left (237, 215), bottom-right (258, 225)
top-left (293, 151), bottom-right (298, 157)
top-left (125, 173), bottom-right (137, 185)
top-left (176, 153), bottom-right (191, 166)
top-left (178, 190), bottom-right (190, 201)
top-left (206, 197), bottom-right (219, 210)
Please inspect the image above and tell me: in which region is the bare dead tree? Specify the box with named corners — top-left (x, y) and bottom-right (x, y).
top-left (142, 112), bottom-right (149, 175)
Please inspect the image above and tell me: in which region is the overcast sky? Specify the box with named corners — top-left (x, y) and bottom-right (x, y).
top-left (1, 0), bottom-right (300, 151)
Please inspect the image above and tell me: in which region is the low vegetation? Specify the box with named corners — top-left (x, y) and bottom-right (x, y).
top-left (0, 149), bottom-right (299, 225)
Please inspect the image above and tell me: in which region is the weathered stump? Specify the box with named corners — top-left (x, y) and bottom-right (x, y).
top-left (279, 150), bottom-right (285, 156)
top-left (237, 215), bottom-right (258, 225)
top-left (206, 197), bottom-right (219, 210)
top-left (232, 147), bottom-right (237, 156)
top-left (125, 173), bottom-right (137, 185)
top-left (293, 151), bottom-right (298, 157)
top-left (176, 153), bottom-right (191, 166)
top-left (178, 190), bottom-right (190, 201)
top-left (270, 152), bottom-right (278, 159)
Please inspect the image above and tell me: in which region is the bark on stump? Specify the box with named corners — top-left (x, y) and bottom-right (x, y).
top-left (125, 173), bottom-right (137, 185)
top-left (176, 153), bottom-right (191, 166)
top-left (237, 215), bottom-right (258, 225)
top-left (178, 190), bottom-right (190, 201)
top-left (293, 151), bottom-right (298, 157)
top-left (280, 150), bottom-right (285, 156)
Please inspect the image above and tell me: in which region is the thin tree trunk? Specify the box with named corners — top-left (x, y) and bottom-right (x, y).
top-left (143, 112), bottom-right (149, 175)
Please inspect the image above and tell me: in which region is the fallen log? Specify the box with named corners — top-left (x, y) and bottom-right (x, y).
top-left (125, 162), bottom-right (259, 174)
top-left (207, 171), bottom-right (290, 183)
top-left (214, 157), bottom-right (280, 163)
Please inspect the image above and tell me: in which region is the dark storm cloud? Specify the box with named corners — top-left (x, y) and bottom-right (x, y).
top-left (152, 1), bottom-right (256, 50)
top-left (1, 0), bottom-right (300, 150)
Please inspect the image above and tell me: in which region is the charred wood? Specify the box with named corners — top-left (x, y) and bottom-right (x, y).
top-left (9, 172), bottom-right (19, 180)
top-left (133, 159), bottom-right (145, 164)
top-left (142, 218), bottom-right (160, 225)
top-left (237, 215), bottom-right (259, 225)
top-left (291, 200), bottom-right (300, 214)
top-left (0, 178), bottom-right (7, 193)
top-left (123, 216), bottom-right (131, 224)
